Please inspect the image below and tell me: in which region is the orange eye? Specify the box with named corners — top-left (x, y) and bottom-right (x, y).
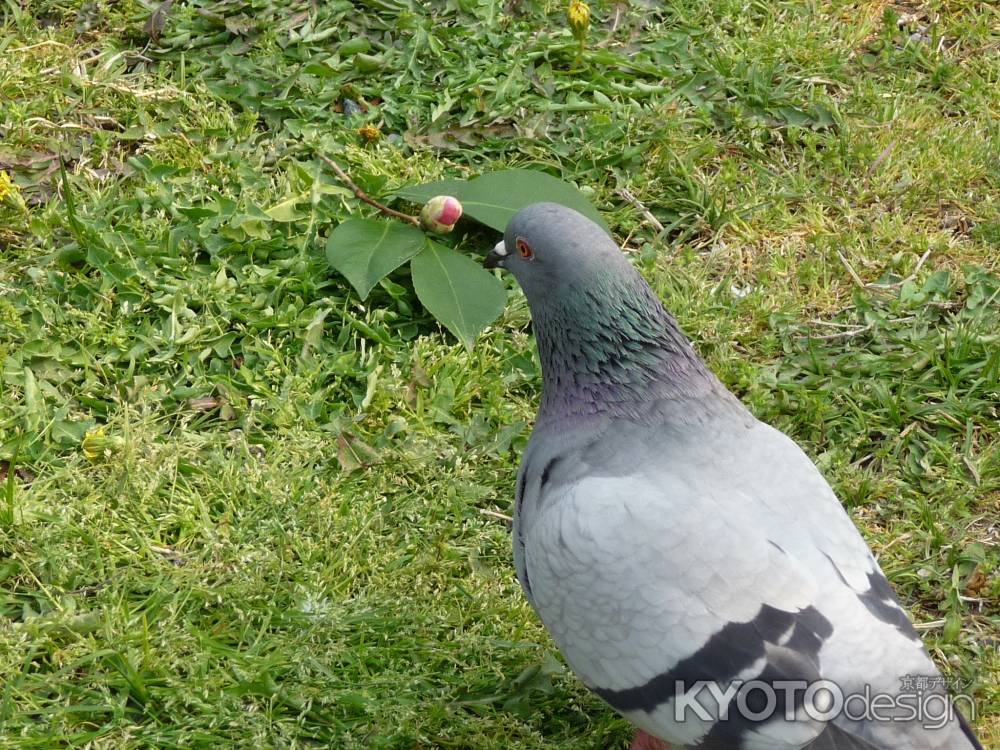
top-left (516, 238), bottom-right (533, 259)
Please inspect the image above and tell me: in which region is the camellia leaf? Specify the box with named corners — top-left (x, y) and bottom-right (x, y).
top-left (326, 218), bottom-right (426, 300)
top-left (396, 169), bottom-right (608, 233)
top-left (410, 240), bottom-right (505, 350)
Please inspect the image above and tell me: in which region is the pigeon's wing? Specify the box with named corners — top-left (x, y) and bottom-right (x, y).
top-left (791, 723), bottom-right (979, 750)
top-left (515, 413), bottom-right (979, 750)
top-left (798, 725), bottom-right (885, 750)
top-left (522, 468), bottom-right (835, 749)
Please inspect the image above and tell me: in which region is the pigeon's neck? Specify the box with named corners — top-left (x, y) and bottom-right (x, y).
top-left (531, 270), bottom-right (721, 424)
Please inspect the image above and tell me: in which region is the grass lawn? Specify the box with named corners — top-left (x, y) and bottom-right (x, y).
top-left (1, 0), bottom-right (998, 747)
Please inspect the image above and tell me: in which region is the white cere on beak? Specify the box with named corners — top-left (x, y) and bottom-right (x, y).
top-left (493, 240), bottom-right (508, 257)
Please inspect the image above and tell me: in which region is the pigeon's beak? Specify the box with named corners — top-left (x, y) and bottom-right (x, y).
top-left (484, 240), bottom-right (507, 270)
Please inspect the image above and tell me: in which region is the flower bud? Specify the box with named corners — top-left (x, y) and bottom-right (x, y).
top-left (419, 195), bottom-right (463, 234)
top-left (81, 426), bottom-right (125, 462)
top-left (567, 0), bottom-right (590, 44)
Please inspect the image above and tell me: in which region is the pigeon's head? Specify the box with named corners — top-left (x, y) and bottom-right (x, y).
top-left (484, 202), bottom-right (716, 413)
top-left (484, 203), bottom-right (630, 301)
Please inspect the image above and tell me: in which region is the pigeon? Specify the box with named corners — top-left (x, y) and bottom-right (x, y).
top-left (484, 203), bottom-right (983, 750)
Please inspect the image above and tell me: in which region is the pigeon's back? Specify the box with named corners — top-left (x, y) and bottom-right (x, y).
top-left (513, 404), bottom-right (981, 750)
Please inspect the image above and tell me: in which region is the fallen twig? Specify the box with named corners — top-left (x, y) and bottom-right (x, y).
top-left (809, 320), bottom-right (866, 329)
top-left (865, 248), bottom-right (933, 291)
top-left (797, 315), bottom-right (916, 341)
top-left (837, 248), bottom-right (934, 293)
top-left (618, 187), bottom-right (665, 233)
top-left (479, 508), bottom-right (513, 523)
top-left (800, 322), bottom-right (875, 341)
top-left (319, 154), bottom-right (420, 226)
top-left (836, 250), bottom-right (869, 289)
top-left (9, 40), bottom-right (72, 53)
top-left (608, 3), bottom-right (625, 33)
top-left (865, 139), bottom-right (897, 180)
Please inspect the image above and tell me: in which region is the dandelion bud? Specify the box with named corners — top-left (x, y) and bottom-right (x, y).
top-left (567, 0), bottom-right (590, 48)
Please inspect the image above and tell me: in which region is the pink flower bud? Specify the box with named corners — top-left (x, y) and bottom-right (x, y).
top-left (419, 195), bottom-right (463, 234)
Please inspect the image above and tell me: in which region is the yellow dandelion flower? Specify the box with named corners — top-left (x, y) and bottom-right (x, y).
top-left (567, 0), bottom-right (590, 50)
top-left (358, 123), bottom-right (382, 143)
top-left (0, 171), bottom-right (18, 203)
top-left (82, 426), bottom-right (124, 462)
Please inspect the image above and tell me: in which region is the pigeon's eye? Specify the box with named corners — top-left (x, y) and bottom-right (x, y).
top-left (516, 238), bottom-right (534, 259)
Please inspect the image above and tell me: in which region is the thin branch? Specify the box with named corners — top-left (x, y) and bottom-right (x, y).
top-left (799, 322), bottom-right (875, 341)
top-left (797, 315), bottom-right (916, 341)
top-left (479, 508), bottom-right (512, 523)
top-left (877, 531), bottom-right (913, 555)
top-left (618, 187), bottom-right (665, 233)
top-left (864, 139), bottom-right (897, 180)
top-left (9, 40), bottom-right (72, 52)
top-left (67, 580), bottom-right (111, 596)
top-left (868, 248), bottom-right (931, 289)
top-left (808, 319), bottom-right (865, 329)
top-left (902, 247), bottom-right (933, 282)
top-left (836, 250), bottom-right (868, 288)
top-left (319, 154), bottom-right (420, 226)
top-left (864, 250), bottom-right (933, 290)
top-left (838, 247), bottom-right (935, 294)
top-left (609, 3), bottom-right (625, 33)
top-left (89, 81), bottom-right (187, 100)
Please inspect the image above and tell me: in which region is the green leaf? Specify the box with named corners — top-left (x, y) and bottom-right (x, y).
top-left (396, 169), bottom-right (608, 233)
top-left (326, 218), bottom-right (426, 300)
top-left (265, 194), bottom-right (309, 222)
top-left (51, 419), bottom-right (93, 447)
top-left (942, 610), bottom-right (963, 643)
top-left (22, 367), bottom-right (42, 433)
top-left (410, 241), bottom-right (505, 350)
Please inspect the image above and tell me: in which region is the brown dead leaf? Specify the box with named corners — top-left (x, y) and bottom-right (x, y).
top-left (403, 363), bottom-right (430, 407)
top-left (336, 432), bottom-right (379, 472)
top-left (144, 0), bottom-right (174, 42)
top-left (0, 460), bottom-right (36, 485)
top-left (963, 565), bottom-right (988, 597)
top-left (0, 150), bottom-right (58, 170)
top-left (939, 212), bottom-right (975, 236)
top-left (411, 363), bottom-right (430, 388)
top-left (149, 544), bottom-right (186, 566)
top-left (284, 10), bottom-right (310, 30)
top-left (0, 146), bottom-right (82, 207)
top-left (404, 123), bottom-right (516, 151)
top-left (186, 396), bottom-right (237, 420)
top-left (188, 396), bottom-right (220, 411)
top-left (224, 14), bottom-right (255, 36)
